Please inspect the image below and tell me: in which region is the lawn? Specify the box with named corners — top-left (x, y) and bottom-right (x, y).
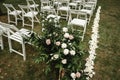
top-left (0, 0), bottom-right (120, 80)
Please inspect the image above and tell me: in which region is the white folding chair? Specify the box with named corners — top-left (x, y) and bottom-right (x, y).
top-left (18, 5), bottom-right (40, 30)
top-left (0, 22), bottom-right (17, 50)
top-left (84, 0), bottom-right (97, 10)
top-left (57, 0), bottom-right (70, 20)
top-left (69, 0), bottom-right (83, 10)
top-left (80, 3), bottom-right (94, 24)
top-left (3, 3), bottom-right (22, 25)
top-left (40, 0), bottom-right (54, 13)
top-left (0, 27), bottom-right (4, 50)
top-left (8, 28), bottom-right (31, 61)
top-left (68, 11), bottom-right (87, 41)
top-left (0, 22), bottom-right (31, 60)
top-left (26, 0), bottom-right (39, 12)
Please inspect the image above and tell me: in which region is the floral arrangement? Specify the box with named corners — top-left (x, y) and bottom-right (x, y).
top-left (25, 12), bottom-right (88, 80)
top-left (84, 6), bottom-right (101, 80)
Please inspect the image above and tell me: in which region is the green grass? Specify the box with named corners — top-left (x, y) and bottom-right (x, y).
top-left (0, 0), bottom-right (120, 80)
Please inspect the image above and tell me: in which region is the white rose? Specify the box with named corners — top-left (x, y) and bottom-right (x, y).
top-left (70, 50), bottom-right (76, 56)
top-left (55, 41), bottom-right (61, 46)
top-left (61, 43), bottom-right (67, 48)
top-left (70, 73), bottom-right (76, 79)
top-left (69, 34), bottom-right (74, 40)
top-left (46, 39), bottom-right (51, 45)
top-left (64, 33), bottom-right (69, 38)
top-left (53, 54), bottom-right (59, 59)
top-left (61, 59), bottom-right (67, 64)
top-left (63, 49), bottom-right (69, 55)
top-left (76, 72), bottom-right (81, 78)
top-left (63, 27), bottom-right (68, 32)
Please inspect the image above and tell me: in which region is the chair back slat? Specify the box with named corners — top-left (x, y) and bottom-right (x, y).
top-left (3, 3), bottom-right (16, 13)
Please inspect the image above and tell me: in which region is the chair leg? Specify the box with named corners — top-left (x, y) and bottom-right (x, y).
top-left (23, 17), bottom-right (24, 27)
top-left (82, 25), bottom-right (87, 41)
top-left (8, 14), bottom-right (10, 23)
top-left (32, 17), bottom-right (34, 30)
top-left (0, 36), bottom-right (4, 50)
top-left (22, 43), bottom-right (26, 61)
top-left (15, 16), bottom-right (17, 25)
top-left (8, 38), bottom-right (12, 53)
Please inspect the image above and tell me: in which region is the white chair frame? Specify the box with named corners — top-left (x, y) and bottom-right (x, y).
top-left (0, 22), bottom-right (30, 61)
top-left (69, 0), bottom-right (83, 10)
top-left (57, 0), bottom-right (70, 20)
top-left (8, 28), bottom-right (31, 61)
top-left (26, 0), bottom-right (39, 12)
top-left (18, 5), bottom-right (40, 30)
top-left (40, 0), bottom-right (54, 13)
top-left (0, 28), bottom-right (4, 50)
top-left (68, 11), bottom-right (87, 41)
top-left (84, 0), bottom-right (97, 10)
top-left (80, 3), bottom-right (94, 24)
top-left (3, 3), bottom-right (22, 25)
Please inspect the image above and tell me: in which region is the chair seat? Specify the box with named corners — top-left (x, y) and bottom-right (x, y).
top-left (87, 2), bottom-right (96, 4)
top-left (58, 7), bottom-right (70, 11)
top-left (41, 6), bottom-right (53, 10)
top-left (29, 4), bottom-right (39, 8)
top-left (54, 2), bottom-right (62, 6)
top-left (80, 9), bottom-right (93, 15)
top-left (19, 28), bottom-right (31, 37)
top-left (24, 11), bottom-right (38, 17)
top-left (70, 18), bottom-right (87, 27)
top-left (74, 1), bottom-right (82, 3)
top-left (9, 28), bottom-right (30, 43)
top-left (69, 3), bottom-right (77, 6)
top-left (9, 10), bottom-right (22, 16)
top-left (10, 31), bottom-right (23, 43)
top-left (84, 4), bottom-right (93, 8)
top-left (47, 14), bottom-right (60, 20)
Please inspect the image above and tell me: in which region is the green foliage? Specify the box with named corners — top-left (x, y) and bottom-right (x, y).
top-left (26, 12), bottom-right (87, 80)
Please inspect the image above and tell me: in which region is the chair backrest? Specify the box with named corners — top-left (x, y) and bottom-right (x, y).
top-left (57, 0), bottom-right (70, 6)
top-left (83, 2), bottom-right (94, 10)
top-left (26, 0), bottom-right (36, 5)
top-left (77, 11), bottom-right (87, 20)
top-left (3, 3), bottom-right (16, 13)
top-left (41, 0), bottom-right (51, 6)
top-left (18, 4), bottom-right (38, 20)
top-left (18, 5), bottom-right (30, 15)
top-left (87, 0), bottom-right (97, 2)
top-left (0, 22), bottom-right (19, 37)
top-left (68, 10), bottom-right (87, 23)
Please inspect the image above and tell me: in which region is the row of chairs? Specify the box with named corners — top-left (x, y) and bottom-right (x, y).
top-left (41, 0), bottom-right (97, 41)
top-left (2, 0), bottom-right (97, 42)
top-left (3, 0), bottom-right (40, 30)
top-left (0, 0), bottom-right (97, 60)
top-left (3, 0), bottom-right (97, 28)
top-left (0, 22), bottom-right (31, 61)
